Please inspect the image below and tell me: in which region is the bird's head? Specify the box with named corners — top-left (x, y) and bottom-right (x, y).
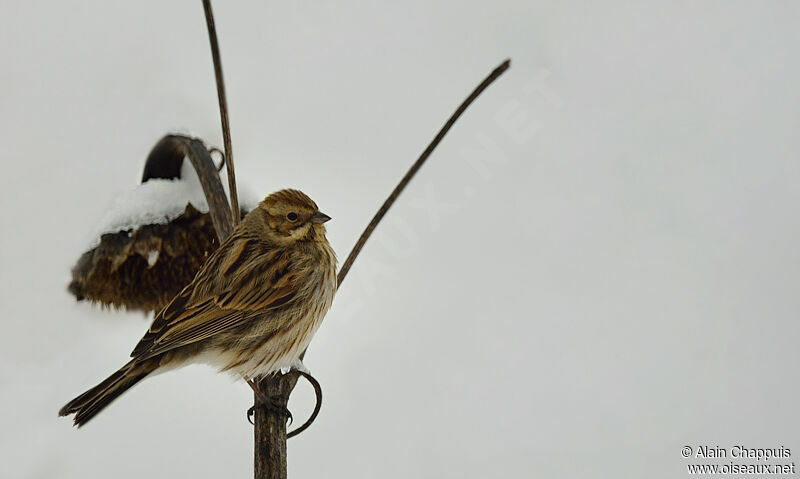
top-left (255, 189), bottom-right (331, 243)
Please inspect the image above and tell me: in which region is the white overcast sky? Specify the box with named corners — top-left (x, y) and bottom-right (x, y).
top-left (1, 1), bottom-right (799, 478)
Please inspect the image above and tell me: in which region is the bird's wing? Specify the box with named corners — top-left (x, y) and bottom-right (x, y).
top-left (131, 233), bottom-right (297, 360)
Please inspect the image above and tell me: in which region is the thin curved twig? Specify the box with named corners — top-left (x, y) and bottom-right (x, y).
top-left (285, 59), bottom-right (513, 437)
top-left (287, 371), bottom-right (323, 439)
top-left (336, 58), bottom-right (511, 287)
top-left (203, 0), bottom-right (240, 225)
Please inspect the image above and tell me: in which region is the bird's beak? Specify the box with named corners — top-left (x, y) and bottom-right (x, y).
top-left (311, 211), bottom-right (332, 224)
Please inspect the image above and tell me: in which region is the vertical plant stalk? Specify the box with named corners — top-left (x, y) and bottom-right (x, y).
top-left (254, 377), bottom-right (291, 479)
top-left (201, 2), bottom-right (282, 478)
top-left (203, 0), bottom-right (240, 226)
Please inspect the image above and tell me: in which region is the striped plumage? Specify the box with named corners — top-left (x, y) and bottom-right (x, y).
top-left (60, 189), bottom-right (337, 427)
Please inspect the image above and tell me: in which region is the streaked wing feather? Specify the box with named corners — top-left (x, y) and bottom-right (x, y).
top-left (131, 232), bottom-right (297, 359)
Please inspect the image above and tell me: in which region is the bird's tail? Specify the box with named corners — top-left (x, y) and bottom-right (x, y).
top-left (59, 358), bottom-right (159, 427)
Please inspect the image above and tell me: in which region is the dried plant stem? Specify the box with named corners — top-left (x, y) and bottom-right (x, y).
top-left (336, 58), bottom-right (511, 287)
top-left (203, 0), bottom-right (240, 226)
top-left (286, 371), bottom-right (322, 439)
top-left (201, 2), bottom-right (279, 478)
top-left (148, 135), bottom-right (233, 241)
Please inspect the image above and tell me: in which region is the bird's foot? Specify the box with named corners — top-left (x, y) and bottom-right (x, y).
top-left (246, 380), bottom-right (293, 426)
top-left (246, 397), bottom-right (293, 426)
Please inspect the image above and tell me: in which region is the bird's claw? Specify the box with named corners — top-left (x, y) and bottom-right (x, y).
top-left (278, 402), bottom-right (294, 426)
top-left (246, 398), bottom-right (293, 426)
top-left (247, 406), bottom-right (256, 425)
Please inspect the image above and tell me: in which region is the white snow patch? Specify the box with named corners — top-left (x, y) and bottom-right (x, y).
top-left (146, 250), bottom-right (159, 267)
top-left (89, 160), bottom-right (260, 248)
top-left (167, 128), bottom-right (203, 140)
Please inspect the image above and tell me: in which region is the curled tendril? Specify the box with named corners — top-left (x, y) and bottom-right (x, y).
top-left (208, 147), bottom-right (225, 172)
top-left (287, 370), bottom-right (322, 439)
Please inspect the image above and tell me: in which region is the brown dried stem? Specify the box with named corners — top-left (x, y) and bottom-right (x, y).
top-left (336, 58), bottom-right (511, 287)
top-left (148, 134), bottom-right (233, 241)
top-left (201, 2), bottom-right (282, 477)
top-left (286, 371), bottom-right (323, 439)
top-left (287, 58), bottom-right (512, 437)
top-left (203, 0), bottom-right (240, 226)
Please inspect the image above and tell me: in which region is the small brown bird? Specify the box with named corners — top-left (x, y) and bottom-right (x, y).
top-left (60, 189), bottom-right (337, 427)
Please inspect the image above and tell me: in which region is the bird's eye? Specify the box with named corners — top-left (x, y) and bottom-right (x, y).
top-left (287, 212), bottom-right (298, 221)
